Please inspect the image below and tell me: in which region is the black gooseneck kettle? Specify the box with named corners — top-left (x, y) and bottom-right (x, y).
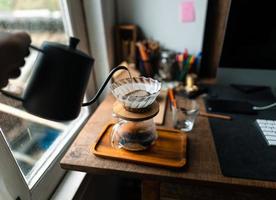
top-left (2, 37), bottom-right (128, 121)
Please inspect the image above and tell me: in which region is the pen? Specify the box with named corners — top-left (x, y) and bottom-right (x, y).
top-left (189, 55), bottom-right (195, 71)
top-left (136, 42), bottom-right (152, 77)
top-left (199, 112), bottom-right (232, 120)
top-left (168, 88), bottom-right (177, 108)
top-left (179, 55), bottom-right (190, 81)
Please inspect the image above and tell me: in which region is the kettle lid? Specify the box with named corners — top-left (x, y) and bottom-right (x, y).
top-left (43, 37), bottom-right (93, 61)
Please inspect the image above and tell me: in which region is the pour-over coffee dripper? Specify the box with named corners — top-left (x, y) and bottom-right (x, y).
top-left (110, 77), bottom-right (161, 112)
top-left (110, 77), bottom-right (161, 151)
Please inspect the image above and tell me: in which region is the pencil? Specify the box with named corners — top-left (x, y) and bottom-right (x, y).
top-left (168, 88), bottom-right (177, 108)
top-left (199, 112), bottom-right (232, 120)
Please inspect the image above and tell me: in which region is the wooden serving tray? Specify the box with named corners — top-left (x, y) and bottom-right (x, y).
top-left (92, 123), bottom-right (188, 168)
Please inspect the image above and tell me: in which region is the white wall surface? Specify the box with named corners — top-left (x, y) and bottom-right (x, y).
top-left (116, 0), bottom-right (208, 54)
top-left (83, 0), bottom-right (116, 102)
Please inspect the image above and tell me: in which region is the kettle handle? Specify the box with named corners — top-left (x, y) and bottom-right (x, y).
top-left (0, 89), bottom-right (24, 101)
top-left (0, 45), bottom-right (45, 102)
top-left (82, 65), bottom-right (129, 106)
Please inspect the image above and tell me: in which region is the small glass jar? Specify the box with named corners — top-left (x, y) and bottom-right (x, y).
top-left (111, 118), bottom-right (158, 151)
top-left (158, 50), bottom-right (175, 80)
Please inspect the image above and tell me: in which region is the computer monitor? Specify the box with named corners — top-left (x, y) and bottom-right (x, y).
top-left (217, 0), bottom-right (276, 88)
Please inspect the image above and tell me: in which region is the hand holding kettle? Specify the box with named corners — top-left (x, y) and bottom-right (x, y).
top-left (0, 32), bottom-right (31, 88)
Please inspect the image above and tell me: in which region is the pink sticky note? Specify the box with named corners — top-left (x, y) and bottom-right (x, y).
top-left (180, 1), bottom-right (196, 22)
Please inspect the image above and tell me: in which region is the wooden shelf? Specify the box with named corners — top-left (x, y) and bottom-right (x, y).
top-left (115, 24), bottom-right (138, 65)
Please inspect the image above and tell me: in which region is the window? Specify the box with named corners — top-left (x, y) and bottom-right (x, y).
top-left (0, 0), bottom-right (67, 94)
top-left (0, 1), bottom-right (92, 199)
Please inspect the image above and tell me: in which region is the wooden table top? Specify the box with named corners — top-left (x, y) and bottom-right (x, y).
top-left (60, 94), bottom-right (276, 190)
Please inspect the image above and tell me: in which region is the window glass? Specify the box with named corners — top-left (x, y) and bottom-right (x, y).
top-left (0, 0), bottom-right (67, 95)
top-left (0, 99), bottom-right (88, 186)
top-left (0, 109), bottom-right (62, 176)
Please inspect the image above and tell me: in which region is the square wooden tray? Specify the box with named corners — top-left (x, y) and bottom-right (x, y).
top-left (92, 123), bottom-right (188, 168)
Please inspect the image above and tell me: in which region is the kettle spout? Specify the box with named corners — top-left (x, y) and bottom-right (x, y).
top-left (82, 65), bottom-right (129, 106)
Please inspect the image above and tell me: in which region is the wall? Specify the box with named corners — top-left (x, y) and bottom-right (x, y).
top-left (116, 0), bottom-right (208, 54)
top-left (83, 0), bottom-right (116, 102)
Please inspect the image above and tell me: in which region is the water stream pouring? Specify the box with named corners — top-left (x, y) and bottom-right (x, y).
top-left (1, 37), bottom-right (129, 121)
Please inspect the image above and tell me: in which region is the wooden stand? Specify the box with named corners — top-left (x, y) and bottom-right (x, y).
top-left (113, 101), bottom-right (159, 121)
top-left (115, 25), bottom-right (138, 64)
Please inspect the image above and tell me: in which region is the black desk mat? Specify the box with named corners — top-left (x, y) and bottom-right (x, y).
top-left (205, 85), bottom-right (276, 181)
